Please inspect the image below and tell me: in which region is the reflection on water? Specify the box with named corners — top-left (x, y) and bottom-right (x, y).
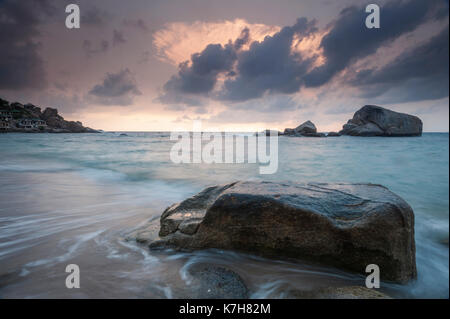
top-left (0, 132), bottom-right (448, 298)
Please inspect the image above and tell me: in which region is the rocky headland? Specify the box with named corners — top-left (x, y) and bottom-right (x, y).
top-left (0, 97), bottom-right (98, 133)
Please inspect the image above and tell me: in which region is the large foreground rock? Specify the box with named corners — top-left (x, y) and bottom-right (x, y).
top-left (340, 105), bottom-right (422, 136)
top-left (145, 181), bottom-right (416, 283)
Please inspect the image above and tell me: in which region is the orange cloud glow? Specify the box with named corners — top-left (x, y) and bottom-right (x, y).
top-left (153, 18), bottom-right (280, 66)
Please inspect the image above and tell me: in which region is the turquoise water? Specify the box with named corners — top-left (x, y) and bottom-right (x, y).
top-left (0, 132), bottom-right (448, 298)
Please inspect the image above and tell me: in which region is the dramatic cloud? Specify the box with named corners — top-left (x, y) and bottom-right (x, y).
top-left (351, 26), bottom-right (449, 103)
top-left (89, 69), bottom-right (141, 105)
top-left (159, 19), bottom-right (317, 103)
top-left (0, 0), bottom-right (54, 90)
top-left (158, 28), bottom-right (251, 104)
top-left (153, 19), bottom-right (280, 65)
top-left (159, 0), bottom-right (449, 106)
top-left (220, 18), bottom-right (318, 101)
top-left (304, 0), bottom-right (448, 87)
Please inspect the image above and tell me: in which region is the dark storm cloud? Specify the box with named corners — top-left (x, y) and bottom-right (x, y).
top-left (160, 0), bottom-right (448, 106)
top-left (164, 44), bottom-right (234, 94)
top-left (159, 20), bottom-right (316, 103)
top-left (162, 28), bottom-right (250, 97)
top-left (0, 0), bottom-right (55, 90)
top-left (304, 0), bottom-right (448, 87)
top-left (351, 26), bottom-right (449, 103)
top-left (90, 69), bottom-right (141, 97)
top-left (157, 29), bottom-right (250, 106)
top-left (233, 27), bottom-right (250, 50)
top-left (89, 69), bottom-right (141, 106)
top-left (220, 18), bottom-right (317, 101)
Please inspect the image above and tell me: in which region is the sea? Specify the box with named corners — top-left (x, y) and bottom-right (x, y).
top-left (0, 132), bottom-right (448, 298)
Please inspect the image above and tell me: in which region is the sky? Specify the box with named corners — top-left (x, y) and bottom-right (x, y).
top-left (0, 0), bottom-right (448, 132)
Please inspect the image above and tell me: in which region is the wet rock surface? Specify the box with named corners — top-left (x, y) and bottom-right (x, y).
top-left (186, 264), bottom-right (249, 299)
top-left (143, 181), bottom-right (417, 283)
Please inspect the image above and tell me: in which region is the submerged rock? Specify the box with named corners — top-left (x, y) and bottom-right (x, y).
top-left (146, 181), bottom-right (417, 284)
top-left (186, 264), bottom-right (249, 299)
top-left (340, 105), bottom-right (422, 137)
